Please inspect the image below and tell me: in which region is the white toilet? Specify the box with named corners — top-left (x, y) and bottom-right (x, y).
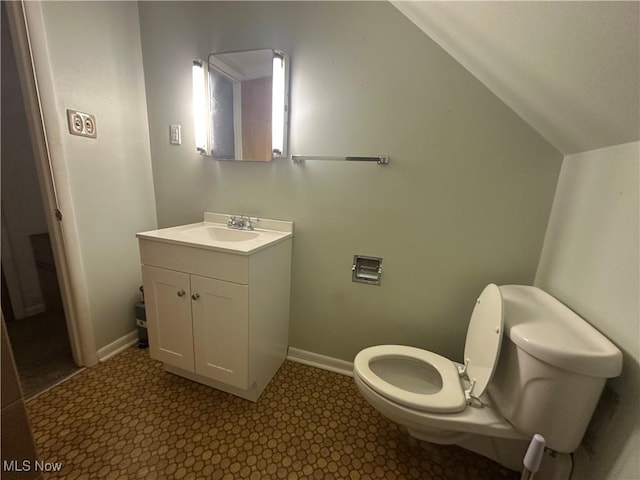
top-left (353, 284), bottom-right (622, 478)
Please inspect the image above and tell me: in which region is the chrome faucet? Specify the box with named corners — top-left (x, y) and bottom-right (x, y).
top-left (227, 215), bottom-right (240, 229)
top-left (227, 215), bottom-right (256, 230)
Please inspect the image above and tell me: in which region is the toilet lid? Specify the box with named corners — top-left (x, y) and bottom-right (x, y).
top-left (463, 283), bottom-right (504, 399)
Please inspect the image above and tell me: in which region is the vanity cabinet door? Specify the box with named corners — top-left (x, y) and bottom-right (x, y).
top-left (142, 265), bottom-right (194, 371)
top-left (191, 275), bottom-right (249, 389)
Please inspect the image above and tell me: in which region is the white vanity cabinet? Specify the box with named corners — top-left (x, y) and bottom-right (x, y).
top-left (137, 214), bottom-right (293, 401)
top-left (141, 266), bottom-right (250, 389)
top-left (141, 266), bottom-right (194, 371)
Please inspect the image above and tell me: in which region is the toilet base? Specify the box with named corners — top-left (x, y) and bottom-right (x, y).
top-left (407, 427), bottom-right (573, 480)
top-left (354, 368), bottom-right (573, 479)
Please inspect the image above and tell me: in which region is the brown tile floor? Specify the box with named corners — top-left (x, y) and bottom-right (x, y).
top-left (26, 347), bottom-right (518, 479)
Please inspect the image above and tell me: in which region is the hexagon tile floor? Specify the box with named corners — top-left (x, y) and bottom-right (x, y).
top-left (26, 347), bottom-right (518, 479)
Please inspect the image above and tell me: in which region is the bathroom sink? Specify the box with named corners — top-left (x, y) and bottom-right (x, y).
top-left (181, 226), bottom-right (259, 242)
top-left (136, 212), bottom-right (293, 255)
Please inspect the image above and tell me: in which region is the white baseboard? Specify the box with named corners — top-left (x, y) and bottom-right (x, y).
top-left (24, 303), bottom-right (46, 317)
top-left (287, 347), bottom-right (354, 377)
top-left (97, 330), bottom-right (138, 362)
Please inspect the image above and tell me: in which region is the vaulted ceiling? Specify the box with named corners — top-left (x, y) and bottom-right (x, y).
top-left (392, 1), bottom-right (640, 155)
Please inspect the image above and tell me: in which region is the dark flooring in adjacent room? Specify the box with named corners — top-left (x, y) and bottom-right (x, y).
top-left (26, 347), bottom-right (518, 479)
top-left (5, 309), bottom-right (80, 399)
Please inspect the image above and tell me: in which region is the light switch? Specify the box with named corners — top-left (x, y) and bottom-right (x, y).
top-left (170, 124), bottom-right (182, 145)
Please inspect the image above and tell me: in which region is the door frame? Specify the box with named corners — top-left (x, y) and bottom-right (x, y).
top-left (4, 1), bottom-right (97, 366)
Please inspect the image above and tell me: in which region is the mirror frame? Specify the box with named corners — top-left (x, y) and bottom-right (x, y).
top-left (193, 49), bottom-right (289, 162)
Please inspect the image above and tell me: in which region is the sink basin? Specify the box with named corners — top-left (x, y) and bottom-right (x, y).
top-left (181, 226), bottom-right (259, 243)
top-left (136, 213), bottom-right (293, 255)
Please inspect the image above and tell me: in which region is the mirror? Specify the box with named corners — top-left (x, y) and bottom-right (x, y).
top-left (204, 49), bottom-right (288, 161)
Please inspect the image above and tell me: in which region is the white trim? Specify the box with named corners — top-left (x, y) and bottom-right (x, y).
top-left (0, 210), bottom-right (27, 319)
top-left (97, 331), bottom-right (138, 362)
top-left (24, 303), bottom-right (46, 317)
top-left (6, 0), bottom-right (98, 366)
top-left (287, 347), bottom-right (354, 377)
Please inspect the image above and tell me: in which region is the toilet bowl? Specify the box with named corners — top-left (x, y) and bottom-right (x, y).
top-left (353, 362), bottom-right (525, 442)
top-left (355, 345), bottom-right (467, 413)
top-left (355, 283), bottom-right (504, 415)
top-left (353, 283), bottom-right (623, 478)
top-left (353, 367), bottom-right (534, 473)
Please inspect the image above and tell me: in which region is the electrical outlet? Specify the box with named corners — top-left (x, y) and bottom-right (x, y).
top-left (170, 124), bottom-right (182, 145)
top-left (67, 109), bottom-right (97, 139)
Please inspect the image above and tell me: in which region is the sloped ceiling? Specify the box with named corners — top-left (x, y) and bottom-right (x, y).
top-left (392, 1), bottom-right (640, 155)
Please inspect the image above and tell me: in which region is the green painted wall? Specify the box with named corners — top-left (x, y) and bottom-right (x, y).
top-left (139, 1), bottom-right (562, 363)
top-left (28, 1), bottom-right (157, 352)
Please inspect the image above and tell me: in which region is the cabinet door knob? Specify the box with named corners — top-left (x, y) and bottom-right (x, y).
top-left (191, 293), bottom-right (200, 301)
top-left (177, 290), bottom-right (186, 297)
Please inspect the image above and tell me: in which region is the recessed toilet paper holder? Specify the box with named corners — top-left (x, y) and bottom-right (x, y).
top-left (352, 255), bottom-right (383, 285)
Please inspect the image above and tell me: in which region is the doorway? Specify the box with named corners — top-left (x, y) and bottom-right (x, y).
top-left (1, 2), bottom-right (79, 399)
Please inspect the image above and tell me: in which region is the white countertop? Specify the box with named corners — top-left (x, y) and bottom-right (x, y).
top-left (136, 213), bottom-right (293, 255)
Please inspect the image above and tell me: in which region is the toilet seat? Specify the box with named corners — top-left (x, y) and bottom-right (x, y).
top-left (353, 283), bottom-right (504, 415)
top-left (354, 345), bottom-right (467, 413)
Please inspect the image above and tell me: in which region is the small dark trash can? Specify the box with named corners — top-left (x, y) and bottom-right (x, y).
top-left (135, 302), bottom-right (148, 348)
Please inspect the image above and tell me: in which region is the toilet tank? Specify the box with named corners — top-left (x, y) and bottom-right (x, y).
top-left (487, 285), bottom-right (622, 453)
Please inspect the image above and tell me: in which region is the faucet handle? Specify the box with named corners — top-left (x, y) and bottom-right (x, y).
top-left (242, 216), bottom-right (258, 230)
top-left (227, 214), bottom-right (257, 230)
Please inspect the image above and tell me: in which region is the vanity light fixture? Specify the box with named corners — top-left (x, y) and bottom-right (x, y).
top-left (192, 59), bottom-right (208, 154)
top-left (271, 51), bottom-right (286, 157)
